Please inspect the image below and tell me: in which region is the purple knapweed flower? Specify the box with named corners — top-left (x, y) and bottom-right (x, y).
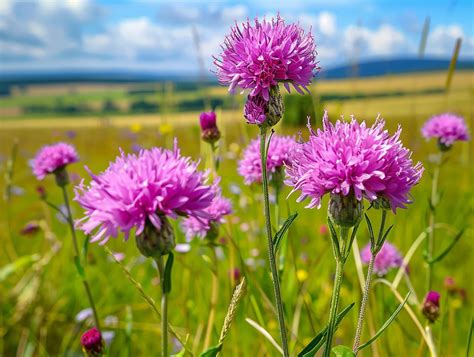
top-left (81, 327), bottom-right (104, 356)
top-left (422, 113), bottom-right (469, 148)
top-left (214, 15), bottom-right (318, 100)
top-left (31, 143), bottom-right (79, 180)
top-left (199, 111), bottom-right (221, 144)
top-left (422, 291), bottom-right (441, 323)
top-left (74, 140), bottom-right (215, 245)
top-left (181, 187), bottom-right (232, 240)
top-left (244, 93), bottom-right (268, 125)
top-left (285, 112), bottom-right (424, 212)
top-left (238, 134), bottom-right (295, 185)
top-left (361, 241), bottom-right (403, 276)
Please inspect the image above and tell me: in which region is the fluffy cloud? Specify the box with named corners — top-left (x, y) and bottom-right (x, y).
top-left (427, 25), bottom-right (474, 57)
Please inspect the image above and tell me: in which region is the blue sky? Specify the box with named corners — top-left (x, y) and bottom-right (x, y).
top-left (0, 0), bottom-right (473, 74)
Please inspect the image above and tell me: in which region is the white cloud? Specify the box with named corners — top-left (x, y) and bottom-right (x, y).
top-left (426, 25), bottom-right (474, 57)
top-left (317, 12), bottom-right (336, 37)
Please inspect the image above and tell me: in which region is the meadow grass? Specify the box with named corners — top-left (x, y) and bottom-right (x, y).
top-left (0, 72), bottom-right (472, 356)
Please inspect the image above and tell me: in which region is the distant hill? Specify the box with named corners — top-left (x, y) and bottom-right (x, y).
top-left (318, 58), bottom-right (474, 79)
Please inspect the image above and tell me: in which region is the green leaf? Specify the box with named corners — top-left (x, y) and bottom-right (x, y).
top-left (327, 217), bottom-right (341, 260)
top-left (74, 256), bottom-right (85, 278)
top-left (199, 344), bottom-right (222, 357)
top-left (364, 214), bottom-right (375, 249)
top-left (273, 213), bottom-right (298, 253)
top-left (332, 345), bottom-right (355, 356)
top-left (428, 228), bottom-right (465, 264)
top-left (0, 254), bottom-right (40, 282)
top-left (83, 235), bottom-right (90, 262)
top-left (298, 303), bottom-right (355, 357)
top-left (357, 292), bottom-right (411, 351)
top-left (163, 252), bottom-right (174, 294)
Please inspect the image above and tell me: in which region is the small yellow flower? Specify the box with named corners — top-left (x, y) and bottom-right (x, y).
top-left (130, 123), bottom-right (142, 133)
top-left (229, 142), bottom-right (240, 154)
top-left (159, 123), bottom-right (173, 135)
top-left (296, 269), bottom-right (308, 282)
top-left (268, 320), bottom-right (278, 331)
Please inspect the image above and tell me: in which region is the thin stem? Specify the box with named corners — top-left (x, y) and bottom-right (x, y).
top-left (426, 153), bottom-right (441, 291)
top-left (203, 246), bottom-right (219, 350)
top-left (61, 185), bottom-right (101, 332)
top-left (353, 252), bottom-right (376, 353)
top-left (156, 255), bottom-right (168, 357)
top-left (323, 227), bottom-right (349, 357)
top-left (260, 127), bottom-right (289, 357)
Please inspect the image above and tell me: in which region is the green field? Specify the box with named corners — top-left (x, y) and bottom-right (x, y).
top-left (0, 71), bottom-right (472, 356)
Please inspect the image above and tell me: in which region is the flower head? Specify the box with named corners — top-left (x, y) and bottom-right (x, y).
top-left (238, 134), bottom-right (295, 185)
top-left (285, 112), bottom-right (424, 212)
top-left (31, 142), bottom-right (79, 180)
top-left (422, 291), bottom-right (441, 323)
top-left (422, 113), bottom-right (469, 148)
top-left (199, 111), bottom-right (221, 144)
top-left (361, 241), bottom-right (403, 276)
top-left (214, 15), bottom-right (317, 100)
top-left (74, 140), bottom-right (215, 245)
top-left (81, 327), bottom-right (104, 356)
top-left (181, 187), bottom-right (232, 240)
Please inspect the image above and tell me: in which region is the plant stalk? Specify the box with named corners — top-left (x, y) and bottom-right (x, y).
top-left (204, 246), bottom-right (220, 350)
top-left (61, 185), bottom-right (101, 331)
top-left (426, 153), bottom-right (441, 291)
top-left (260, 127), bottom-right (289, 357)
top-left (156, 255), bottom-right (169, 357)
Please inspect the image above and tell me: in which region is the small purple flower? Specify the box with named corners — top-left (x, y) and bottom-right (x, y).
top-left (214, 15), bottom-right (318, 100)
top-left (361, 241), bottom-right (403, 276)
top-left (31, 142), bottom-right (79, 180)
top-left (181, 187), bottom-right (232, 240)
top-left (238, 135), bottom-right (295, 185)
top-left (422, 291), bottom-right (441, 323)
top-left (20, 221), bottom-right (41, 236)
top-left (199, 111), bottom-right (221, 144)
top-left (422, 113), bottom-right (469, 148)
top-left (74, 139), bottom-right (215, 245)
top-left (244, 94), bottom-right (267, 125)
top-left (81, 327), bottom-right (104, 356)
top-left (285, 112), bottom-right (424, 212)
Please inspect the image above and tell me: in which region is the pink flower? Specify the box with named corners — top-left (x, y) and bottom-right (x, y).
top-left (80, 327), bottom-right (104, 356)
top-left (422, 290), bottom-right (441, 323)
top-left (361, 241), bottom-right (403, 276)
top-left (285, 112), bottom-right (424, 212)
top-left (181, 188), bottom-right (232, 239)
top-left (74, 140), bottom-right (215, 245)
top-left (200, 111), bottom-right (217, 130)
top-left (31, 142), bottom-right (79, 180)
top-left (214, 15), bottom-right (317, 101)
top-left (238, 134), bottom-right (295, 185)
top-left (422, 113), bottom-right (469, 147)
top-left (244, 93), bottom-right (268, 125)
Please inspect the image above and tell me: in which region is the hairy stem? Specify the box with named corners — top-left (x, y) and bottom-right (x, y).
top-left (260, 127), bottom-right (289, 357)
top-left (61, 185), bottom-right (101, 331)
top-left (156, 255), bottom-right (169, 357)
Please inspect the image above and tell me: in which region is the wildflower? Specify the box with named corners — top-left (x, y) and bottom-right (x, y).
top-left (238, 134), bottom-right (295, 185)
top-left (76, 308), bottom-right (94, 323)
top-left (175, 243), bottom-right (191, 253)
top-left (36, 185), bottom-right (47, 199)
top-left (319, 224), bottom-right (329, 236)
top-left (74, 140), bottom-right (215, 257)
top-left (20, 221), bottom-right (41, 236)
top-left (200, 111), bottom-right (221, 144)
top-left (31, 143), bottom-right (79, 186)
top-left (361, 241), bottom-right (403, 276)
top-left (285, 112), bottom-right (424, 213)
top-left (244, 88), bottom-right (284, 127)
top-left (422, 291), bottom-right (441, 323)
top-left (181, 188), bottom-right (232, 240)
top-left (214, 15), bottom-right (317, 100)
top-left (422, 113), bottom-right (469, 150)
top-left (444, 277), bottom-right (456, 294)
top-left (81, 327), bottom-right (104, 356)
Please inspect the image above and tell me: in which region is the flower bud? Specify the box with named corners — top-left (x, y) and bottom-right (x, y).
top-left (372, 196), bottom-right (391, 210)
top-left (444, 277), bottom-right (456, 294)
top-left (200, 111), bottom-right (221, 144)
top-left (244, 85), bottom-right (284, 128)
top-left (54, 167), bottom-right (69, 187)
top-left (328, 192), bottom-right (363, 228)
top-left (136, 216), bottom-right (175, 258)
top-left (265, 85), bottom-right (284, 127)
top-left (437, 138), bottom-right (452, 152)
top-left (20, 221), bottom-right (41, 236)
top-left (422, 291), bottom-right (441, 323)
top-left (81, 327), bottom-right (104, 356)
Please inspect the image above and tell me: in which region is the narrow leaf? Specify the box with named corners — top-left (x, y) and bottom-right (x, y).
top-left (0, 254), bottom-right (40, 282)
top-left (163, 252), bottom-right (174, 294)
top-left (364, 214), bottom-right (375, 248)
top-left (74, 256), bottom-right (85, 278)
top-left (246, 318), bottom-right (283, 355)
top-left (357, 292), bottom-right (411, 351)
top-left (273, 213), bottom-right (298, 253)
top-left (332, 345), bottom-right (355, 357)
top-left (83, 235), bottom-right (90, 262)
top-left (375, 225), bottom-right (394, 253)
top-left (428, 228), bottom-right (465, 264)
top-left (298, 303), bottom-right (355, 357)
top-left (327, 217), bottom-right (341, 259)
top-left (199, 344), bottom-right (222, 357)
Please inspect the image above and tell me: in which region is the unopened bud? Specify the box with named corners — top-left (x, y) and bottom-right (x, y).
top-left (265, 85), bottom-right (284, 127)
top-left (437, 138), bottom-right (452, 152)
top-left (54, 167), bottom-right (69, 187)
top-left (244, 85), bottom-right (284, 128)
top-left (200, 111), bottom-right (221, 144)
top-left (328, 192), bottom-right (363, 228)
top-left (136, 216), bottom-right (175, 258)
top-left (372, 197), bottom-right (391, 210)
top-left (81, 327), bottom-right (104, 356)
top-left (422, 291), bottom-right (441, 323)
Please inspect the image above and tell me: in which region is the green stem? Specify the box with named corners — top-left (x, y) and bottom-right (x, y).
top-left (323, 227), bottom-right (349, 357)
top-left (203, 246), bottom-right (219, 350)
top-left (427, 153), bottom-right (441, 291)
top-left (260, 128), bottom-right (289, 357)
top-left (353, 252), bottom-right (375, 353)
top-left (61, 185), bottom-right (101, 332)
top-left (156, 255), bottom-right (168, 357)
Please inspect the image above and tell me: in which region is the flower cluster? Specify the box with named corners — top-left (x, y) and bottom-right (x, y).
top-left (214, 15), bottom-right (317, 101)
top-left (74, 140), bottom-right (215, 244)
top-left (422, 113), bottom-right (469, 148)
top-left (181, 187), bottom-right (232, 240)
top-left (238, 134), bottom-right (295, 185)
top-left (31, 142), bottom-right (79, 180)
top-left (361, 241), bottom-right (403, 276)
top-left (285, 112), bottom-right (424, 212)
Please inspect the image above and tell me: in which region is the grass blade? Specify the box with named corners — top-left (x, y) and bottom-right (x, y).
top-left (273, 213), bottom-right (298, 253)
top-left (245, 318), bottom-right (283, 355)
top-left (428, 228), bottom-right (465, 264)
